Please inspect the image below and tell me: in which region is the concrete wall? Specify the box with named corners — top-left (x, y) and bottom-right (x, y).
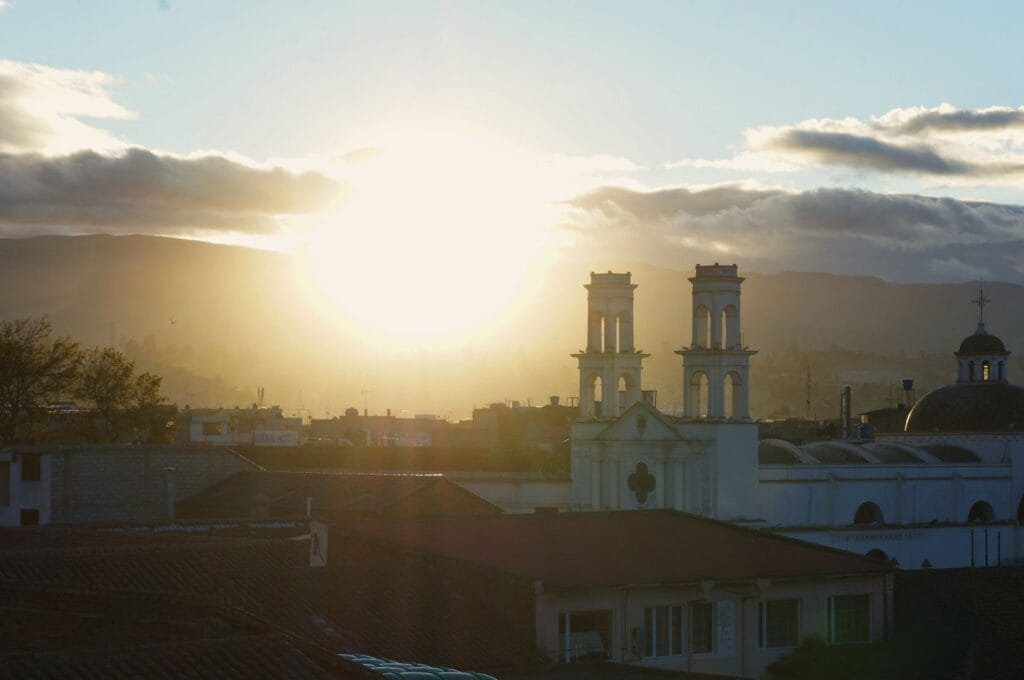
top-left (0, 445), bottom-right (258, 526)
top-left (571, 413), bottom-right (759, 521)
top-left (446, 472), bottom-right (571, 513)
top-left (779, 523), bottom-right (1024, 570)
top-left (759, 462), bottom-right (1013, 528)
top-left (534, 574), bottom-right (891, 680)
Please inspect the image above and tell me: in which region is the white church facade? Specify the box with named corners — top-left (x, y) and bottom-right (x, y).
top-left (564, 265), bottom-right (1024, 570)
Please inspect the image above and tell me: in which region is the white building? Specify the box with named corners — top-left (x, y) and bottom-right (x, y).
top-left (560, 267), bottom-right (1024, 569)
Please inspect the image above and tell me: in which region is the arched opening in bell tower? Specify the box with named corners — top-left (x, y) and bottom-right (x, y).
top-left (694, 305), bottom-right (711, 348)
top-left (690, 371), bottom-right (709, 418)
top-left (982, 360), bottom-right (991, 382)
top-left (724, 371), bottom-right (742, 419)
top-left (617, 374), bottom-right (634, 412)
top-left (588, 310), bottom-right (605, 353)
top-left (968, 360), bottom-right (976, 382)
top-left (722, 304), bottom-right (738, 349)
top-left (590, 374), bottom-right (604, 417)
top-left (616, 311), bottom-right (632, 353)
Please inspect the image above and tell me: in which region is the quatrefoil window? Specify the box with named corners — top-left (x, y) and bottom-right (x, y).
top-left (628, 461), bottom-right (656, 504)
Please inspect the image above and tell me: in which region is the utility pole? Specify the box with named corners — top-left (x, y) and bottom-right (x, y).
top-left (805, 364), bottom-right (811, 420)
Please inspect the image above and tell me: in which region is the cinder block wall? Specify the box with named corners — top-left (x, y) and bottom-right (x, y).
top-left (48, 446), bottom-right (257, 524)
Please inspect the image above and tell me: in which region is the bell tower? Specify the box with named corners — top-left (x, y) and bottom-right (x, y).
top-left (676, 263), bottom-right (756, 419)
top-left (572, 271), bottom-right (648, 418)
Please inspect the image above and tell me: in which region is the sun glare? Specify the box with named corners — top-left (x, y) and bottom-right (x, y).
top-left (295, 126), bottom-right (558, 349)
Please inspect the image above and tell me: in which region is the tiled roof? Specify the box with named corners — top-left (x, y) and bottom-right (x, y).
top-left (0, 634), bottom-right (366, 679)
top-left (337, 510), bottom-right (893, 590)
top-left (179, 470), bottom-right (502, 519)
top-left (0, 538), bottom-right (308, 594)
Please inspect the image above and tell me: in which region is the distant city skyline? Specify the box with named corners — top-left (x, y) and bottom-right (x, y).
top-left (3, 2), bottom-right (1024, 342)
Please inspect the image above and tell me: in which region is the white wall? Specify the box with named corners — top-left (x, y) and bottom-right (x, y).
top-left (0, 451), bottom-right (51, 526)
top-left (535, 574), bottom-right (891, 680)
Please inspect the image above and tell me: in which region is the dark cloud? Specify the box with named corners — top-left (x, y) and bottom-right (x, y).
top-left (0, 148), bottom-right (343, 234)
top-left (886, 108), bottom-right (1024, 136)
top-left (565, 185), bottom-right (1024, 283)
top-left (770, 130), bottom-right (974, 175)
top-left (767, 129), bottom-right (1024, 178)
top-left (569, 185), bottom-right (778, 221)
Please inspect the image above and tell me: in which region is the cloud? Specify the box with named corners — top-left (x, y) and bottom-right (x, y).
top-left (670, 104), bottom-right (1024, 181)
top-left (874, 105), bottom-right (1024, 136)
top-left (930, 257), bottom-right (992, 282)
top-left (0, 148), bottom-right (343, 235)
top-left (0, 59), bottom-right (133, 154)
top-left (767, 129), bottom-right (1004, 176)
top-left (562, 184), bottom-right (1024, 283)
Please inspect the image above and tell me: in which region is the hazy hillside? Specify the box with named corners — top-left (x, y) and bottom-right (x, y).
top-left (0, 234), bottom-right (1017, 420)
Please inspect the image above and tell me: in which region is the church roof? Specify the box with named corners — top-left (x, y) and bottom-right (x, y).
top-left (956, 323), bottom-right (1008, 355)
top-left (904, 382), bottom-right (1024, 433)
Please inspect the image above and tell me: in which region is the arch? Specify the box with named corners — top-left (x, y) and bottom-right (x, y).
top-left (968, 360), bottom-right (976, 382)
top-left (999, 361), bottom-right (1006, 382)
top-left (853, 501), bottom-right (883, 525)
top-left (588, 374), bottom-right (603, 417)
top-left (1017, 494), bottom-right (1024, 522)
top-left (968, 500), bottom-right (995, 523)
top-left (694, 304), bottom-right (712, 348)
top-left (616, 311), bottom-right (633, 353)
top-left (588, 310), bottom-right (605, 353)
top-left (690, 371), bottom-right (710, 418)
top-left (617, 374), bottom-right (634, 412)
top-left (723, 371), bottom-right (742, 419)
top-left (721, 304), bottom-right (739, 349)
top-left (865, 548), bottom-right (889, 562)
top-left (982, 360), bottom-right (991, 382)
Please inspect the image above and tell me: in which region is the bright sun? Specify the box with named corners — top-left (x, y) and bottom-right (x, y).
top-left (294, 126), bottom-right (558, 349)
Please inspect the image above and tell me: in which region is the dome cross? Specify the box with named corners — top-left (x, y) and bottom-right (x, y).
top-left (971, 285), bottom-right (991, 324)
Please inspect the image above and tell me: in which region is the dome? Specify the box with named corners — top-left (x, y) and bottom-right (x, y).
top-left (905, 382), bottom-right (1024, 432)
top-left (956, 323), bottom-right (1007, 355)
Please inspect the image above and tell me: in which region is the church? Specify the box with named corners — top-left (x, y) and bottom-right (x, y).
top-left (569, 265), bottom-right (1024, 569)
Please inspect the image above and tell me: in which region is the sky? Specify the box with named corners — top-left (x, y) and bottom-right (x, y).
top-left (3, 1), bottom-right (1024, 340)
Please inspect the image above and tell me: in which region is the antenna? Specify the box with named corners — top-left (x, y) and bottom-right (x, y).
top-left (805, 364), bottom-right (811, 420)
top-left (361, 389), bottom-right (372, 417)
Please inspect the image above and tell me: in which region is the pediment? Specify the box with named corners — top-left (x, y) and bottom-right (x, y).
top-left (595, 400), bottom-right (684, 441)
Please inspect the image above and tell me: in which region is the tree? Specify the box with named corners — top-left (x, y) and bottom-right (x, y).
top-left (75, 346), bottom-right (136, 441)
top-left (130, 371), bottom-right (174, 443)
top-left (0, 317), bottom-right (82, 444)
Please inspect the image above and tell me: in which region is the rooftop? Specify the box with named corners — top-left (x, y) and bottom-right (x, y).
top-left (179, 470), bottom-right (502, 520)
top-left (337, 510), bottom-right (892, 590)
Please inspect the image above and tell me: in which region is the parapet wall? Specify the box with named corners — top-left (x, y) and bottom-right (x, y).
top-left (47, 446), bottom-right (257, 524)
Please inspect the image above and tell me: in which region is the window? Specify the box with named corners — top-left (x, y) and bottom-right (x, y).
top-left (968, 500), bottom-right (995, 523)
top-left (690, 601), bottom-right (714, 654)
top-left (558, 610), bottom-right (611, 663)
top-left (20, 508), bottom-right (40, 526)
top-left (202, 422), bottom-right (222, 436)
top-left (982, 361), bottom-right (991, 381)
top-left (853, 502), bottom-right (883, 525)
top-left (828, 594), bottom-right (870, 644)
top-left (20, 453), bottom-right (41, 481)
top-left (759, 599), bottom-right (800, 648)
top-left (0, 462), bottom-right (9, 505)
top-left (643, 605), bottom-right (683, 657)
